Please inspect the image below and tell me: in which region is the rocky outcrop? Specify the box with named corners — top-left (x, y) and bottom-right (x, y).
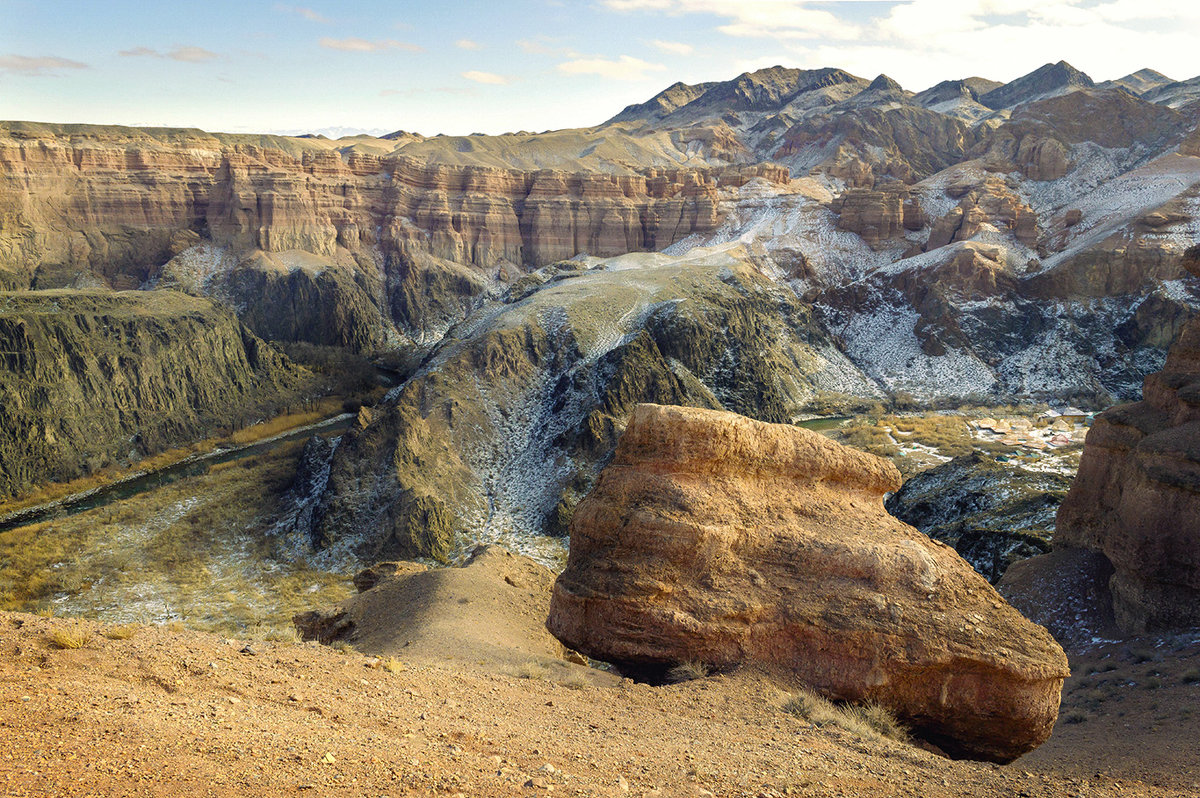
top-left (294, 258), bottom-right (878, 562)
top-left (1053, 247), bottom-right (1200, 632)
top-left (0, 289), bottom-right (302, 497)
top-left (0, 124), bottom-right (756, 292)
top-left (925, 178), bottom-right (1039, 251)
top-left (778, 106), bottom-right (979, 185)
top-left (886, 453), bottom-right (1068, 582)
top-left (547, 404), bottom-right (1069, 762)
top-left (830, 188), bottom-right (923, 249)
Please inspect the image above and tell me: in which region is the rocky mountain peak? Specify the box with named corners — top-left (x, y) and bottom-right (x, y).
top-left (1106, 68), bottom-right (1175, 95)
top-left (979, 60), bottom-right (1095, 109)
top-left (867, 73), bottom-right (904, 92)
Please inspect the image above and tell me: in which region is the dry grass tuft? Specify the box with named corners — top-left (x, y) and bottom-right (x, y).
top-left (47, 625), bottom-right (92, 650)
top-left (665, 660), bottom-right (710, 683)
top-left (263, 628), bottom-right (300, 643)
top-left (382, 657), bottom-right (405, 675)
top-left (784, 689), bottom-right (909, 743)
top-left (514, 661), bottom-right (550, 680)
top-left (103, 624), bottom-right (140, 640)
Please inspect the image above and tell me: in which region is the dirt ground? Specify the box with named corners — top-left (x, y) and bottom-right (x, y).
top-left (2, 612), bottom-right (1197, 798)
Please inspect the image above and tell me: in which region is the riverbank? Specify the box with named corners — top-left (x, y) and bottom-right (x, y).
top-left (0, 398), bottom-right (350, 523)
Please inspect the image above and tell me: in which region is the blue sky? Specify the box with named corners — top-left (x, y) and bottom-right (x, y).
top-left (1, 1), bottom-right (1196, 136)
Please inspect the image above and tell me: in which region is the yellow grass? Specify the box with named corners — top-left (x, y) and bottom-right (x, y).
top-left (0, 398), bottom-right (345, 517)
top-left (103, 624), bottom-right (140, 640)
top-left (47, 626), bottom-right (92, 650)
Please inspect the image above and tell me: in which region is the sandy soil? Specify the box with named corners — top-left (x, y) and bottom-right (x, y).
top-left (2, 612), bottom-right (1197, 798)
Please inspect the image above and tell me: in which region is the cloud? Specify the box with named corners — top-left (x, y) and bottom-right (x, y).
top-left (604, 0), bottom-right (672, 8)
top-left (601, 1), bottom-right (862, 40)
top-left (461, 70), bottom-right (509, 85)
top-left (319, 37), bottom-right (423, 53)
top-left (557, 55), bottom-right (666, 81)
top-left (169, 46), bottom-right (219, 62)
top-left (119, 46), bottom-right (219, 62)
top-left (0, 54), bottom-right (88, 76)
top-left (650, 39), bottom-right (694, 55)
top-left (274, 4), bottom-right (330, 23)
top-left (456, 39), bottom-right (482, 51)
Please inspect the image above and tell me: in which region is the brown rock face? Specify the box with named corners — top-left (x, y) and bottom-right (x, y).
top-left (0, 124), bottom-right (761, 289)
top-left (548, 403), bottom-right (1069, 763)
top-left (1055, 246), bottom-right (1200, 632)
top-left (830, 188), bottom-right (921, 248)
top-left (926, 179), bottom-right (1039, 252)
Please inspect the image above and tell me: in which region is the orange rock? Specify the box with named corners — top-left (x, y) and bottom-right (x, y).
top-left (548, 403), bottom-right (1069, 763)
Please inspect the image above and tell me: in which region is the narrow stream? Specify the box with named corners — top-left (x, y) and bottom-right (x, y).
top-left (0, 413), bottom-right (354, 535)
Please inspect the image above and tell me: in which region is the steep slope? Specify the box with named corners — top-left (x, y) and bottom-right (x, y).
top-left (286, 249), bottom-right (877, 562)
top-left (1, 123), bottom-right (782, 351)
top-left (978, 61), bottom-right (1095, 110)
top-left (0, 289), bottom-right (302, 497)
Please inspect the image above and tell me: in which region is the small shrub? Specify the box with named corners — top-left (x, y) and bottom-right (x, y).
top-left (665, 661), bottom-right (710, 683)
top-left (783, 689), bottom-right (909, 743)
top-left (382, 657), bottom-right (405, 675)
top-left (515, 661), bottom-right (549, 680)
top-left (1144, 677), bottom-right (1162, 690)
top-left (1062, 710), bottom-right (1087, 725)
top-left (1182, 668), bottom-right (1200, 684)
top-left (331, 641), bottom-right (358, 655)
top-left (103, 624), bottom-right (140, 640)
top-left (263, 628), bottom-right (300, 643)
top-left (844, 702), bottom-right (910, 742)
top-left (48, 626), bottom-right (91, 650)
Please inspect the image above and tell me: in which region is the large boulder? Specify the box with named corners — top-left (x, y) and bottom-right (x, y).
top-left (1052, 245), bottom-right (1200, 633)
top-left (547, 404), bottom-right (1069, 763)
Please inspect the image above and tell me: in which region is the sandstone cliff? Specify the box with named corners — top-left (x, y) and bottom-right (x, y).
top-left (547, 404), bottom-right (1069, 762)
top-left (1051, 246), bottom-right (1200, 632)
top-left (0, 289), bottom-right (302, 497)
top-left (0, 123), bottom-right (792, 351)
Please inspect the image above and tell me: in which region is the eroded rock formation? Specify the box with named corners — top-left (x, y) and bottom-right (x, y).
top-left (0, 289), bottom-right (302, 497)
top-left (0, 123), bottom-right (772, 291)
top-left (1052, 246), bottom-right (1200, 632)
top-left (295, 260), bottom-right (877, 561)
top-left (547, 403), bottom-right (1069, 762)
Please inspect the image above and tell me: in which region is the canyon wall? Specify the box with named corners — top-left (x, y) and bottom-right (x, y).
top-left (0, 124), bottom-right (781, 292)
top-left (0, 289), bottom-right (302, 497)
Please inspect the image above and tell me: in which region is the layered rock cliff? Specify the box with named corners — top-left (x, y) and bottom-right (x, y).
top-left (547, 404), bottom-right (1069, 762)
top-left (0, 289), bottom-right (302, 497)
top-left (1050, 246), bottom-right (1200, 633)
top-left (0, 123), bottom-right (793, 352)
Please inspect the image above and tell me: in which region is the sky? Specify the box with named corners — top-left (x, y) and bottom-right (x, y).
top-left (1, 0), bottom-right (1197, 137)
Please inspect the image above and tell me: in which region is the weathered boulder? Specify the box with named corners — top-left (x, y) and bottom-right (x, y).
top-left (1053, 245), bottom-right (1200, 633)
top-left (548, 404), bottom-right (1069, 763)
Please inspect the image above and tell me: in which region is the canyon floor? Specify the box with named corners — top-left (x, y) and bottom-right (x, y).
top-left (1, 612), bottom-right (1197, 798)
